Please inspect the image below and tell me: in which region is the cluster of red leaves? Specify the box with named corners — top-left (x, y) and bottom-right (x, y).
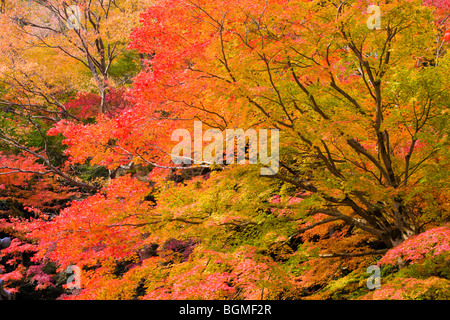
top-left (29, 175), bottom-right (153, 270)
top-left (142, 265), bottom-right (236, 300)
top-left (294, 220), bottom-right (378, 294)
top-left (25, 264), bottom-right (55, 290)
top-left (379, 226), bottom-right (450, 266)
top-left (0, 152), bottom-right (76, 214)
top-left (66, 88), bottom-right (130, 119)
top-left (361, 277), bottom-right (449, 300)
top-left (0, 153), bottom-right (77, 293)
top-left (53, 245), bottom-right (292, 300)
top-left (423, 0), bottom-right (450, 42)
top-left (0, 236), bottom-right (40, 293)
top-left (444, 31), bottom-right (450, 42)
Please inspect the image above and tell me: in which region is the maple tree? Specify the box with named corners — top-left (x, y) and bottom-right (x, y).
top-left (0, 0), bottom-right (150, 189)
top-left (0, 0), bottom-right (147, 297)
top-left (0, 0), bottom-right (449, 300)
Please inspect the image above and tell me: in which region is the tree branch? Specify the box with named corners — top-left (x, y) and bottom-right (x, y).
top-left (319, 249), bottom-right (388, 258)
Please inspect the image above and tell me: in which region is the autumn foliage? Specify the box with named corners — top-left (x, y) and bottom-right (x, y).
top-left (0, 0), bottom-right (449, 300)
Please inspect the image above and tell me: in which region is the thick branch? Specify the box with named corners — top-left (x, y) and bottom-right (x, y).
top-left (319, 249), bottom-right (388, 258)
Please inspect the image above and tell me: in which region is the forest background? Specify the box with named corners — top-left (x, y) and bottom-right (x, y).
top-left (0, 0), bottom-right (449, 300)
